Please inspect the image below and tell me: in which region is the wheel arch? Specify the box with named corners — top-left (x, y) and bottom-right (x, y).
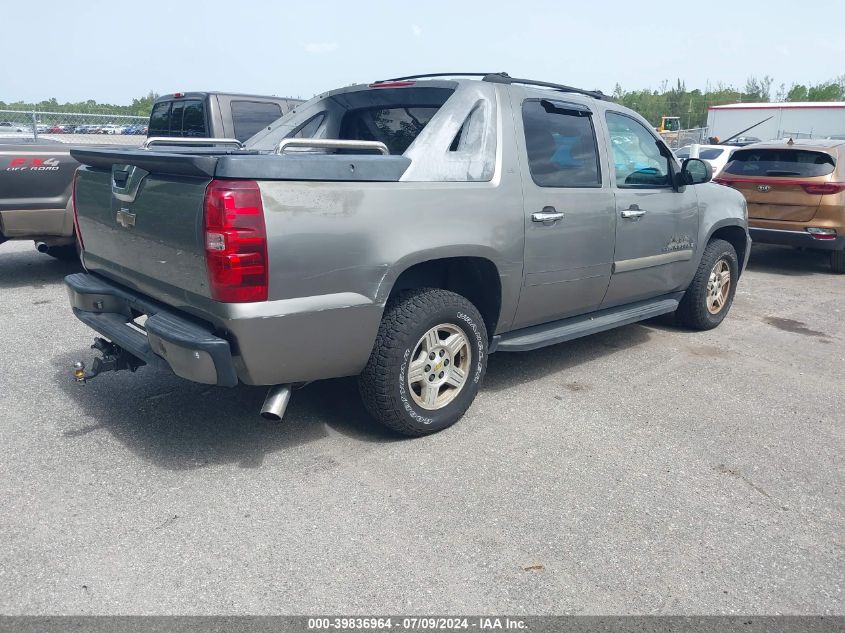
top-left (705, 221), bottom-right (749, 277)
top-left (378, 251), bottom-right (503, 340)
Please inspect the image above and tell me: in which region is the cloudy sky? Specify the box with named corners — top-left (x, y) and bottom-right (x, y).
top-left (2, 0), bottom-right (844, 104)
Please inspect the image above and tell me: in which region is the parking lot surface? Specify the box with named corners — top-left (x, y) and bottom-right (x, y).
top-left (0, 240), bottom-right (842, 615)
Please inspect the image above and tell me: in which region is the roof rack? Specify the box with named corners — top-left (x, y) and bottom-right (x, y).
top-left (375, 72), bottom-right (612, 101)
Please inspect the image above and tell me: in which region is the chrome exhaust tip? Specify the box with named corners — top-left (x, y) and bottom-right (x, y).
top-left (260, 384), bottom-right (292, 421)
top-left (35, 241), bottom-right (49, 253)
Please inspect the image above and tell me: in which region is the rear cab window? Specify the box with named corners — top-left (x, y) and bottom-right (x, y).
top-left (182, 100), bottom-right (206, 136)
top-left (521, 99), bottom-right (601, 187)
top-left (339, 106), bottom-right (440, 155)
top-left (148, 102), bottom-right (170, 136)
top-left (724, 148), bottom-right (836, 178)
top-left (248, 86), bottom-right (455, 156)
top-left (231, 100), bottom-right (283, 142)
top-left (147, 98), bottom-right (208, 137)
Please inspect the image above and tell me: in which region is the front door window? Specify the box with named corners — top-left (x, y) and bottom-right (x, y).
top-left (606, 112), bottom-right (671, 188)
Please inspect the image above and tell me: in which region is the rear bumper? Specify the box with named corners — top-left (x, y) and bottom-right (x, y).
top-left (66, 273), bottom-right (238, 386)
top-left (0, 207), bottom-right (74, 240)
top-left (749, 228), bottom-right (844, 252)
top-left (66, 272), bottom-right (385, 386)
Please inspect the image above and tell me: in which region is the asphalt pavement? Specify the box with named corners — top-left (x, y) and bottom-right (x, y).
top-left (0, 240), bottom-right (842, 615)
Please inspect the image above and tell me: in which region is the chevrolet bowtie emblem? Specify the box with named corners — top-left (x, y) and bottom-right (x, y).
top-left (116, 208), bottom-right (136, 228)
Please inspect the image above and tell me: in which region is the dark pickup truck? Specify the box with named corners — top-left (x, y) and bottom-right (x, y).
top-left (0, 92), bottom-right (301, 259)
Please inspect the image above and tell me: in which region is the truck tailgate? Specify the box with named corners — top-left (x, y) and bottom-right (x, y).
top-left (73, 157), bottom-right (213, 304)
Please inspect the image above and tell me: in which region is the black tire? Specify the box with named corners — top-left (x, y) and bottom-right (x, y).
top-left (676, 239), bottom-right (739, 330)
top-left (358, 288), bottom-right (488, 437)
top-left (45, 243), bottom-right (79, 262)
top-left (831, 250), bottom-right (845, 274)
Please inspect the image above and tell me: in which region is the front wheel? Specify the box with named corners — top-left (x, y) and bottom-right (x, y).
top-left (676, 239), bottom-right (739, 330)
top-left (358, 288), bottom-right (488, 436)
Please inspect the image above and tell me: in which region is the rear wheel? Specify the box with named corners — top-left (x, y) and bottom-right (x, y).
top-left (358, 288), bottom-right (488, 436)
top-left (676, 239), bottom-right (739, 330)
top-left (831, 250), bottom-right (845, 274)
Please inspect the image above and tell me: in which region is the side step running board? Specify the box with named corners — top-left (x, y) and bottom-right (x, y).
top-left (491, 293), bottom-right (684, 353)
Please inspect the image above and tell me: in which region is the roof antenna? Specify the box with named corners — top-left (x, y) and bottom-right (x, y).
top-left (787, 137), bottom-right (794, 145)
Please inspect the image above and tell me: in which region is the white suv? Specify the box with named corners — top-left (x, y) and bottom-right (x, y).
top-left (675, 144), bottom-right (737, 177)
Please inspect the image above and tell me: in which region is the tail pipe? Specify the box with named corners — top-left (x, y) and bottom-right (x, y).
top-left (35, 241), bottom-right (49, 253)
top-left (260, 384), bottom-right (292, 422)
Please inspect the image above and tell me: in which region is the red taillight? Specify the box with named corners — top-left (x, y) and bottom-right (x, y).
top-left (71, 168), bottom-right (84, 248)
top-left (203, 179), bottom-right (268, 303)
top-left (806, 227), bottom-right (838, 240)
top-left (712, 177), bottom-right (730, 186)
top-left (801, 182), bottom-right (845, 195)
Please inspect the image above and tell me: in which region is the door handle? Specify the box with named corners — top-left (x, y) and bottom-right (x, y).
top-left (532, 207), bottom-right (565, 223)
top-left (620, 204), bottom-right (647, 219)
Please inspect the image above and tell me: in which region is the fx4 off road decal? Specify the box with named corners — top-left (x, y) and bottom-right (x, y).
top-left (5, 157), bottom-right (61, 172)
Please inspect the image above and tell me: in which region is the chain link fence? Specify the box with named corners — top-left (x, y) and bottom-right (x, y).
top-left (659, 127), bottom-right (709, 149)
top-left (0, 110), bottom-right (148, 145)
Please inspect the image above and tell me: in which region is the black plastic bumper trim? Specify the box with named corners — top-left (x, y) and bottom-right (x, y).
top-left (749, 228), bottom-right (844, 252)
top-left (65, 272), bottom-right (238, 387)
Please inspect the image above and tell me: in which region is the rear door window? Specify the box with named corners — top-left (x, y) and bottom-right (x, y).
top-left (339, 107), bottom-right (440, 154)
top-left (231, 101), bottom-right (283, 142)
top-left (724, 149), bottom-right (835, 177)
top-left (522, 99), bottom-right (601, 187)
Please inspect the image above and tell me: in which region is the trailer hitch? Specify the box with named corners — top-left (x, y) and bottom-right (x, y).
top-left (73, 338), bottom-right (145, 383)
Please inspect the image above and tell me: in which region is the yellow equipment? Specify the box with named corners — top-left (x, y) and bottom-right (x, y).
top-left (657, 116), bottom-right (681, 133)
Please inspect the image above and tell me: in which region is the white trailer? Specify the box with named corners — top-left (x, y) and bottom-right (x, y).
top-left (706, 102), bottom-right (845, 142)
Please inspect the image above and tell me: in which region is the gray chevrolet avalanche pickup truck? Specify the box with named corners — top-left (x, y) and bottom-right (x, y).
top-left (66, 73), bottom-right (750, 436)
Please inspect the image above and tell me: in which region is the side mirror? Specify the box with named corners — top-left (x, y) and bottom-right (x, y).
top-left (681, 158), bottom-right (712, 185)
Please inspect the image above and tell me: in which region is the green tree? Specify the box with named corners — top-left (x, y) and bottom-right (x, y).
top-left (787, 84), bottom-right (809, 101)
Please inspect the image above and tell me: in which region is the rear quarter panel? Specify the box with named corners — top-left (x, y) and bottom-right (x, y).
top-left (258, 176), bottom-right (526, 324)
